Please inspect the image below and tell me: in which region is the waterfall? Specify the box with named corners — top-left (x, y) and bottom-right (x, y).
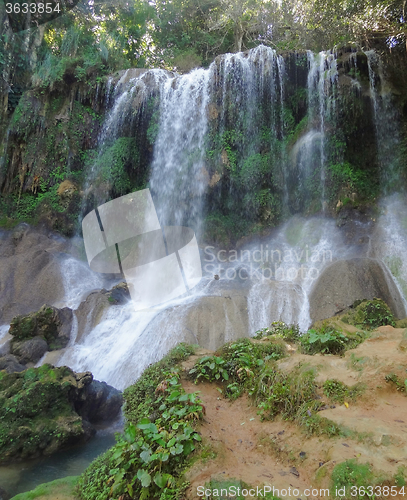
top-left (365, 50), bottom-right (401, 192)
top-left (36, 46), bottom-right (405, 391)
top-left (148, 68), bottom-right (211, 232)
top-left (306, 51), bottom-right (338, 211)
top-left (149, 45), bottom-right (286, 233)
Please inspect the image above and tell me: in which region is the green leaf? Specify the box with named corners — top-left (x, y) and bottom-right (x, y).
top-left (137, 421), bottom-right (158, 433)
top-left (140, 450), bottom-right (151, 463)
top-left (137, 469), bottom-right (151, 487)
top-left (153, 472), bottom-right (167, 489)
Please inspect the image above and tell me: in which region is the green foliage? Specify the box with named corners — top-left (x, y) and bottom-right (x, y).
top-left (299, 324), bottom-right (367, 355)
top-left (395, 465), bottom-right (407, 487)
top-left (93, 137), bottom-right (139, 196)
top-left (299, 326), bottom-right (348, 355)
top-left (253, 321), bottom-right (301, 342)
top-left (323, 379), bottom-right (365, 404)
top-left (123, 343), bottom-right (196, 426)
top-left (252, 365), bottom-right (318, 421)
top-left (330, 459), bottom-right (377, 498)
top-left (342, 299), bottom-right (395, 330)
top-left (189, 355), bottom-right (229, 383)
top-left (189, 338), bottom-right (286, 399)
top-left (204, 211), bottom-right (251, 247)
top-left (78, 366), bottom-right (203, 500)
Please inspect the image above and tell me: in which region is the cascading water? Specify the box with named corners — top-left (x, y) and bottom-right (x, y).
top-left (365, 50), bottom-right (401, 191)
top-left (148, 68), bottom-right (211, 232)
top-left (304, 50), bottom-right (338, 211)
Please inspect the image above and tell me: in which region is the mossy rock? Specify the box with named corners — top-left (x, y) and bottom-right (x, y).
top-left (8, 305), bottom-right (72, 350)
top-left (342, 298), bottom-right (395, 330)
top-left (0, 365), bottom-right (91, 463)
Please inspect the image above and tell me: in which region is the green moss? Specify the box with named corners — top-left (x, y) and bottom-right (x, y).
top-left (0, 365), bottom-right (86, 463)
top-left (10, 476), bottom-right (78, 500)
top-left (9, 305), bottom-right (61, 345)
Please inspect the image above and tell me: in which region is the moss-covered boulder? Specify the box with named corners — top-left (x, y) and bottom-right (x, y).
top-left (9, 304), bottom-right (73, 351)
top-left (342, 298), bottom-right (396, 329)
top-left (0, 364), bottom-right (122, 463)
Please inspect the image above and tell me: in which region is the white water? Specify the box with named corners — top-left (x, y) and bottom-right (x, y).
top-left (371, 194), bottom-right (407, 308)
top-left (306, 51), bottom-right (338, 210)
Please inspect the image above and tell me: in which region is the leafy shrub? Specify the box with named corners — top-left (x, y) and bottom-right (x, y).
top-left (323, 379), bottom-right (365, 404)
top-left (299, 325), bottom-right (348, 355)
top-left (253, 321), bottom-right (301, 342)
top-left (299, 324), bottom-right (367, 355)
top-left (342, 298), bottom-right (395, 330)
top-left (189, 338), bottom-right (286, 399)
top-left (78, 367), bottom-right (203, 500)
top-left (124, 343), bottom-right (196, 425)
top-left (188, 355), bottom-right (229, 383)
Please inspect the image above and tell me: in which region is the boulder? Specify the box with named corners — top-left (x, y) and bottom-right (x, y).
top-left (76, 380), bottom-right (123, 424)
top-left (11, 336), bottom-right (48, 364)
top-left (0, 225), bottom-right (67, 324)
top-left (0, 364), bottom-right (122, 464)
top-left (0, 354), bottom-right (26, 373)
top-left (145, 286), bottom-right (250, 351)
top-left (75, 282), bottom-right (130, 342)
top-left (9, 304), bottom-right (73, 350)
top-left (309, 258), bottom-right (406, 323)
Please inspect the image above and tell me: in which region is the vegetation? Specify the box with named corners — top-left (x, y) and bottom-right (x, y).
top-left (77, 344), bottom-right (203, 500)
top-left (0, 365), bottom-right (87, 463)
top-left (385, 372), bottom-right (407, 393)
top-left (323, 379), bottom-right (365, 404)
top-left (189, 337), bottom-right (286, 399)
top-left (342, 299), bottom-right (396, 330)
top-left (253, 321), bottom-right (301, 342)
top-left (10, 476), bottom-right (79, 500)
top-left (330, 459), bottom-right (380, 498)
top-left (299, 324), bottom-right (367, 355)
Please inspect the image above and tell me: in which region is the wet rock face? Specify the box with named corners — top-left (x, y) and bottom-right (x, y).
top-left (309, 257), bottom-right (406, 323)
top-left (0, 364), bottom-right (122, 464)
top-left (76, 380), bottom-right (123, 424)
top-left (11, 336), bottom-right (48, 364)
top-left (0, 225), bottom-right (68, 324)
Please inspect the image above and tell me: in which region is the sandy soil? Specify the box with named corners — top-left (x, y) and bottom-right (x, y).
top-left (181, 327), bottom-right (407, 499)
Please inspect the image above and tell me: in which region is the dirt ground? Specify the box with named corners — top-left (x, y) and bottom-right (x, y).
top-left (181, 326), bottom-right (407, 499)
